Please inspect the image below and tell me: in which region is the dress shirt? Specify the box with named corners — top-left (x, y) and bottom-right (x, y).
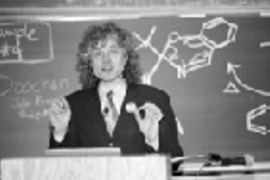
top-left (98, 78), bottom-right (127, 116)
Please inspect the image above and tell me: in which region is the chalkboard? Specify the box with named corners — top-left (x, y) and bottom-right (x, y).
top-left (1, 15), bottom-right (270, 161)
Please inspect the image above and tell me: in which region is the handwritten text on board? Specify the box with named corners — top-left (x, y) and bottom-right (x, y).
top-left (0, 23), bottom-right (53, 64)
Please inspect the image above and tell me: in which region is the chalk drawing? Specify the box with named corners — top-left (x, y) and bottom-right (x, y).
top-left (223, 81), bottom-right (241, 94)
top-left (225, 63), bottom-right (270, 135)
top-left (226, 62), bottom-right (270, 96)
top-left (133, 17), bottom-right (237, 84)
top-left (133, 17), bottom-right (238, 135)
top-left (247, 104), bottom-right (270, 136)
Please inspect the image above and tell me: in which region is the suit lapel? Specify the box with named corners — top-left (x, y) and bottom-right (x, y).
top-left (113, 84), bottom-right (139, 137)
top-left (85, 89), bottom-right (111, 140)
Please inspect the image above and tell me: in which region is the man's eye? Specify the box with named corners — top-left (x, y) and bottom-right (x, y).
top-left (93, 51), bottom-right (103, 58)
top-left (110, 48), bottom-right (120, 54)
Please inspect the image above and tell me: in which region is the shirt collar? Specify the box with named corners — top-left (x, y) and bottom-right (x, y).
top-left (99, 78), bottom-right (127, 96)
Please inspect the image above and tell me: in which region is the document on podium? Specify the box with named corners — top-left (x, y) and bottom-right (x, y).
top-left (45, 147), bottom-right (121, 157)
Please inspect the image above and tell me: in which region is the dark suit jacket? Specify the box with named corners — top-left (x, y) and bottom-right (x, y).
top-left (50, 84), bottom-right (183, 157)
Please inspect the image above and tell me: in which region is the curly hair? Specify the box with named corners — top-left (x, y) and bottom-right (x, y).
top-left (76, 22), bottom-right (142, 90)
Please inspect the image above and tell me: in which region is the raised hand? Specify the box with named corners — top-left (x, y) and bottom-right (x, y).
top-left (126, 102), bottom-right (163, 141)
top-left (48, 97), bottom-right (71, 135)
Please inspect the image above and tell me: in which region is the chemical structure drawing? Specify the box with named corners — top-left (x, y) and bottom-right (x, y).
top-left (223, 27), bottom-right (270, 136)
top-left (225, 62), bottom-right (270, 136)
top-left (225, 62), bottom-right (270, 97)
top-left (133, 17), bottom-right (238, 84)
top-left (225, 30), bottom-right (270, 136)
top-left (247, 104), bottom-right (270, 136)
top-left (132, 17), bottom-right (238, 136)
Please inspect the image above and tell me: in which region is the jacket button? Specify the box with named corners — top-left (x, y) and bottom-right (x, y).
top-left (109, 143), bottom-right (113, 146)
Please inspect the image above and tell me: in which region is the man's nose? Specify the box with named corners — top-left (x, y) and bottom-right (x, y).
top-left (102, 52), bottom-right (111, 63)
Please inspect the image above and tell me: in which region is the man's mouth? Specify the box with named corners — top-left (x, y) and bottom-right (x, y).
top-left (102, 67), bottom-right (113, 72)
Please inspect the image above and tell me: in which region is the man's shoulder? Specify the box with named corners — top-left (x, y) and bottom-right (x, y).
top-left (131, 84), bottom-right (168, 98)
top-left (66, 88), bottom-right (96, 101)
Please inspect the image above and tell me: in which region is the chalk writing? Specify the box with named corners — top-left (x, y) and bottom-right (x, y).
top-left (0, 23), bottom-right (37, 39)
top-left (0, 75), bottom-right (69, 97)
top-left (12, 96), bottom-right (57, 121)
top-left (0, 42), bottom-right (21, 59)
top-left (0, 75), bottom-right (70, 121)
top-left (4, 76), bottom-right (70, 121)
top-left (0, 23), bottom-right (53, 64)
top-left (133, 17), bottom-right (237, 84)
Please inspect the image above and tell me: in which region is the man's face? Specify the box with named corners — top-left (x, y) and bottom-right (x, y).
top-left (91, 35), bottom-right (127, 82)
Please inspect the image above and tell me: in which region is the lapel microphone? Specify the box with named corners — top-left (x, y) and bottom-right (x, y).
top-left (102, 107), bottom-right (109, 116)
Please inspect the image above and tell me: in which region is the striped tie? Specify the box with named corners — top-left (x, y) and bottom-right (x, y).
top-left (106, 90), bottom-right (118, 136)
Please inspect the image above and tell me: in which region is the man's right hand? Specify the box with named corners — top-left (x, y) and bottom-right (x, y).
top-left (48, 97), bottom-right (71, 142)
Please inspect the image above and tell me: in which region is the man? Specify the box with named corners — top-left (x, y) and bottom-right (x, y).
top-left (49, 22), bottom-right (183, 157)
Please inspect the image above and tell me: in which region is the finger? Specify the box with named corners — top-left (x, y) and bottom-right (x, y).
top-left (50, 103), bottom-right (64, 116)
top-left (140, 103), bottom-right (163, 122)
top-left (145, 104), bottom-right (160, 115)
top-left (49, 106), bottom-right (62, 121)
top-left (144, 103), bottom-right (162, 115)
top-left (133, 108), bottom-right (142, 122)
top-left (48, 110), bottom-right (58, 126)
top-left (48, 103), bottom-right (59, 118)
top-left (50, 100), bottom-right (62, 115)
top-left (49, 103), bottom-right (65, 124)
top-left (141, 102), bottom-right (155, 109)
top-left (52, 98), bottom-right (69, 113)
top-left (60, 97), bottom-right (70, 111)
top-left (139, 105), bottom-right (154, 118)
top-left (52, 98), bottom-right (63, 107)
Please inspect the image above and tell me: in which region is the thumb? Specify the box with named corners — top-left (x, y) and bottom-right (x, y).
top-left (133, 108), bottom-right (142, 123)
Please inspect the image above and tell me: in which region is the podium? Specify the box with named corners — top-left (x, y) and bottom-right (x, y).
top-left (1, 155), bottom-right (169, 180)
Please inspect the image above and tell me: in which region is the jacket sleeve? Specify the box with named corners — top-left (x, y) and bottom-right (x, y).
top-left (158, 91), bottom-right (184, 157)
top-left (49, 95), bottom-right (79, 149)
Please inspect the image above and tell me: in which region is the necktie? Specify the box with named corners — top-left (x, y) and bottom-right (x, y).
top-left (106, 90), bottom-right (118, 136)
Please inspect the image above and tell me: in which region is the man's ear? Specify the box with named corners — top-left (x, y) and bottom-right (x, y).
top-left (123, 52), bottom-right (128, 65)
